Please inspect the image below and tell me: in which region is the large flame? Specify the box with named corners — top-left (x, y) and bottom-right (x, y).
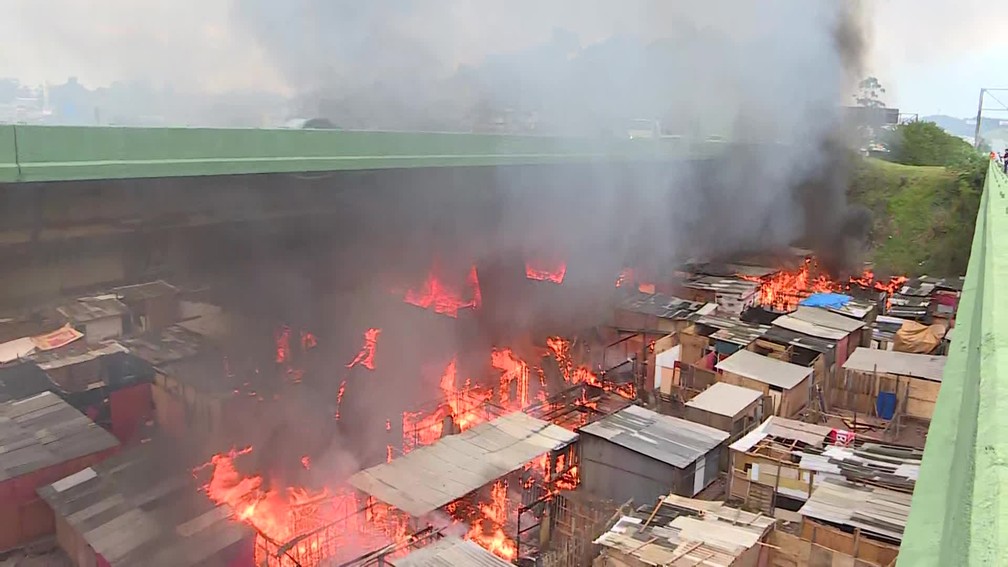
top-left (525, 260), bottom-right (567, 285)
top-left (403, 265), bottom-right (482, 317)
top-left (346, 328), bottom-right (381, 370)
top-left (197, 447), bottom-right (413, 567)
top-left (742, 259), bottom-right (908, 311)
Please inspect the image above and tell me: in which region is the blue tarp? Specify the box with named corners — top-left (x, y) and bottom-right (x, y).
top-left (800, 293), bottom-right (852, 309)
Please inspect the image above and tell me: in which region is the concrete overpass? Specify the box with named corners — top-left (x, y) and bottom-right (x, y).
top-left (0, 126), bottom-right (731, 308)
top-left (899, 160), bottom-right (1008, 566)
top-left (0, 125), bottom-right (721, 182)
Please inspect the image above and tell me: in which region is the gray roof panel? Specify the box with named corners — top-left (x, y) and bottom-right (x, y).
top-left (579, 405), bottom-right (728, 469)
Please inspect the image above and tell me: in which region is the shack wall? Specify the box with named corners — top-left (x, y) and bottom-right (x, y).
top-left (579, 434), bottom-right (687, 504)
top-left (830, 369), bottom-right (939, 420)
top-left (0, 448), bottom-right (116, 552)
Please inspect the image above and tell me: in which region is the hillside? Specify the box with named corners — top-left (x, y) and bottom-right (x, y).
top-left (848, 158), bottom-right (981, 276)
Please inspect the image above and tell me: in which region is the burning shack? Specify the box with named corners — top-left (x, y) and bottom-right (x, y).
top-left (37, 439), bottom-right (252, 567)
top-left (677, 276), bottom-right (759, 316)
top-left (715, 350), bottom-right (813, 417)
top-left (387, 536), bottom-right (514, 567)
top-left (578, 405), bottom-right (728, 503)
top-left (0, 392), bottom-right (119, 551)
top-left (347, 411), bottom-right (578, 563)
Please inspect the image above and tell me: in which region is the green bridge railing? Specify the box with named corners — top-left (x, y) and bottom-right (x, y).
top-left (899, 159), bottom-right (1008, 565)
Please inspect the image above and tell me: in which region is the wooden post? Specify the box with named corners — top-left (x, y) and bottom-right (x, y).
top-left (852, 527), bottom-right (862, 558)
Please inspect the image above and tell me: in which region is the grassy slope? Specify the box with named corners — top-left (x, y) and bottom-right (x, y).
top-left (848, 158), bottom-right (979, 276)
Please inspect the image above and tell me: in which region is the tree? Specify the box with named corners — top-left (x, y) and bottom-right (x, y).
top-left (854, 76), bottom-right (886, 108)
top-left (885, 121), bottom-right (976, 167)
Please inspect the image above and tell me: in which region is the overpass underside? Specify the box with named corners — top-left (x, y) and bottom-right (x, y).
top-left (0, 126), bottom-right (725, 308)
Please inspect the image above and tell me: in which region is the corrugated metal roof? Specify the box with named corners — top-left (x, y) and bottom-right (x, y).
top-left (729, 416), bottom-right (832, 452)
top-left (29, 341), bottom-right (128, 371)
top-left (827, 298), bottom-right (876, 320)
top-left (799, 478), bottom-right (911, 543)
top-left (121, 325), bottom-right (203, 366)
top-left (111, 280), bottom-right (178, 303)
top-left (390, 536), bottom-right (512, 567)
top-left (790, 307), bottom-right (864, 333)
top-left (715, 349), bottom-right (812, 390)
top-left (0, 392), bottom-right (118, 482)
top-left (760, 326), bottom-right (836, 354)
top-left (772, 314), bottom-right (849, 341)
top-left (685, 382), bottom-right (762, 418)
top-left (843, 348), bottom-right (947, 382)
top-left (56, 296), bottom-right (130, 323)
top-left (579, 405), bottom-right (727, 469)
top-left (616, 290), bottom-right (711, 320)
top-left (594, 494), bottom-right (774, 567)
top-left (37, 439), bottom-right (249, 567)
top-left (683, 276), bottom-right (759, 298)
top-left (348, 412), bottom-right (577, 517)
top-left (692, 315), bottom-right (769, 346)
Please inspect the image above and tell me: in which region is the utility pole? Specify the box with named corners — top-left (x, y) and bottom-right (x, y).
top-left (975, 89), bottom-right (986, 149)
top-left (974, 87), bottom-right (1008, 149)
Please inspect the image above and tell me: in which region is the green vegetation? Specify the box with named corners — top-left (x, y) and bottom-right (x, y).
top-left (849, 122), bottom-right (986, 276)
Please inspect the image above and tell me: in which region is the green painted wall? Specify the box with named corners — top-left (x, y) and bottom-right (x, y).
top-left (0, 125), bottom-right (721, 183)
top-left (898, 159), bottom-right (1007, 566)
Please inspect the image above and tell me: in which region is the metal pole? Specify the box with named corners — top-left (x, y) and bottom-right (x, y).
top-left (975, 88), bottom-right (986, 149)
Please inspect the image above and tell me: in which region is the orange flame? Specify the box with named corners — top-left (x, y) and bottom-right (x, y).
top-left (275, 326), bottom-right (292, 364)
top-left (464, 480), bottom-right (517, 561)
top-left (525, 260), bottom-right (567, 284)
top-left (615, 268), bottom-right (655, 294)
top-left (742, 259), bottom-right (909, 311)
top-left (491, 348), bottom-right (531, 408)
top-left (404, 265), bottom-right (482, 317)
top-left (301, 331), bottom-right (318, 351)
top-left (346, 328), bottom-right (381, 370)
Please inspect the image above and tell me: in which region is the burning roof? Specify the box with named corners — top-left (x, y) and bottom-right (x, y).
top-left (389, 536), bottom-right (514, 567)
top-left (348, 412), bottom-right (577, 517)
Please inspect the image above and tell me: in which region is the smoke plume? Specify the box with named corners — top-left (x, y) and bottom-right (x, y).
top-left (232, 1), bottom-right (868, 274)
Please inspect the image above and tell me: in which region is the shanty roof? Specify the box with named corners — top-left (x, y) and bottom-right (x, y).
top-left (56, 296), bottom-right (130, 323)
top-left (0, 392), bottom-right (118, 482)
top-left (692, 315), bottom-right (770, 346)
top-left (686, 262), bottom-right (779, 279)
top-left (616, 290), bottom-right (712, 321)
top-left (799, 478), bottom-right (912, 543)
top-left (37, 439), bottom-right (249, 567)
top-left (112, 280), bottom-right (179, 303)
top-left (899, 276), bottom-right (965, 297)
top-left (389, 536), bottom-right (513, 567)
top-left (0, 361), bottom-right (60, 403)
top-left (579, 405), bottom-right (728, 469)
top-left (730, 416), bottom-right (833, 452)
top-left (791, 306), bottom-right (864, 333)
top-left (685, 382), bottom-right (762, 418)
top-left (683, 276), bottom-right (759, 298)
top-left (348, 412), bottom-right (577, 517)
top-left (595, 494), bottom-right (774, 567)
top-left (843, 348), bottom-right (946, 382)
top-left (28, 341), bottom-right (128, 371)
top-left (715, 349), bottom-right (812, 390)
top-left (798, 443), bottom-right (921, 493)
top-left (827, 298), bottom-right (877, 320)
top-left (121, 325), bottom-right (204, 366)
top-left (887, 294), bottom-right (931, 320)
top-left (760, 326), bottom-right (836, 354)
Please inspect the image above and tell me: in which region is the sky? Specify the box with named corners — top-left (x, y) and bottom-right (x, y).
top-left (0, 0), bottom-right (1004, 118)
